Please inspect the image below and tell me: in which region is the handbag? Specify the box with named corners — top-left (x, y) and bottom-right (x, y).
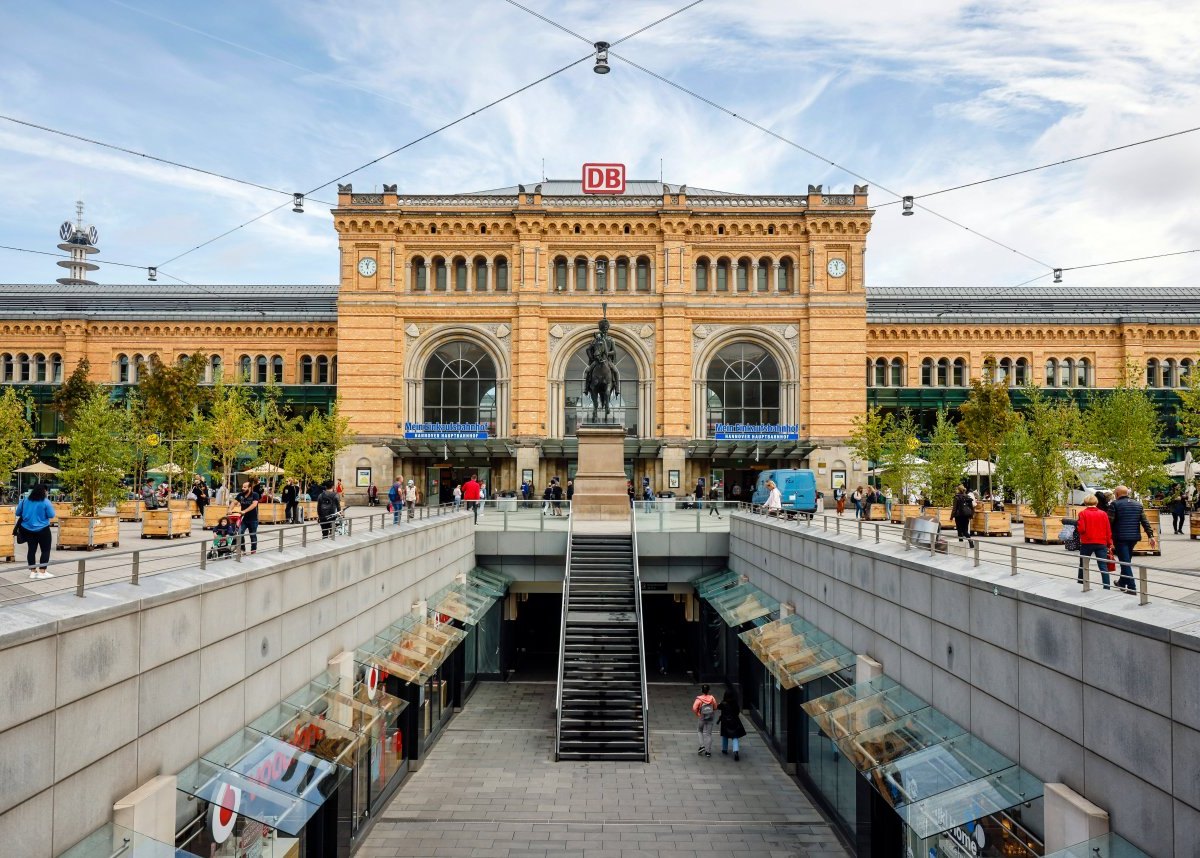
top-left (1061, 522), bottom-right (1080, 552)
top-left (13, 518), bottom-right (25, 544)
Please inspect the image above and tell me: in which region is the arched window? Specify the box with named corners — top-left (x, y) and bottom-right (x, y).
top-left (33, 353), bottom-right (46, 383)
top-left (50, 353), bottom-right (63, 384)
top-left (921, 357), bottom-right (934, 387)
top-left (756, 258), bottom-right (771, 292)
top-left (1076, 358), bottom-right (1091, 388)
top-left (706, 342), bottom-right (781, 434)
top-left (937, 358), bottom-right (950, 387)
top-left (132, 354), bottom-right (146, 384)
top-left (635, 256), bottom-right (651, 292)
top-left (554, 257), bottom-right (569, 292)
top-left (1014, 358), bottom-right (1028, 386)
top-left (238, 354), bottom-right (251, 383)
top-left (735, 258), bottom-right (750, 293)
top-left (423, 341), bottom-right (498, 434)
top-left (997, 358), bottom-right (1011, 384)
top-left (474, 256), bottom-right (488, 292)
top-left (271, 355), bottom-right (284, 384)
top-left (300, 355), bottom-right (313, 384)
top-left (495, 256), bottom-right (509, 291)
top-left (1181, 359), bottom-right (1193, 387)
top-left (565, 341), bottom-right (639, 437)
top-left (615, 257), bottom-right (629, 291)
top-left (433, 257), bottom-right (448, 292)
top-left (779, 258), bottom-right (793, 293)
top-left (952, 358), bottom-right (966, 387)
top-left (1163, 359), bottom-right (1177, 390)
top-left (595, 257), bottom-right (608, 292)
top-left (890, 358), bottom-right (905, 387)
top-left (255, 355), bottom-right (268, 385)
top-left (716, 257), bottom-right (730, 292)
top-left (454, 257), bottom-right (468, 292)
top-left (575, 257), bottom-right (589, 291)
top-left (1046, 358), bottom-right (1058, 387)
top-left (1060, 358), bottom-right (1073, 388)
top-left (209, 354), bottom-right (223, 383)
top-left (16, 353), bottom-right (30, 383)
top-left (1, 353), bottom-right (12, 383)
top-left (695, 258), bottom-right (709, 292)
top-left (317, 356), bottom-right (330, 384)
top-left (412, 256), bottom-right (427, 292)
top-left (872, 358), bottom-right (887, 387)
top-left (1146, 358), bottom-right (1160, 388)
top-left (117, 354), bottom-right (130, 384)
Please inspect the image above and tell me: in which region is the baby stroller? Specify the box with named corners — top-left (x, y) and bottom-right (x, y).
top-left (331, 510), bottom-right (350, 537)
top-left (207, 512), bottom-right (241, 560)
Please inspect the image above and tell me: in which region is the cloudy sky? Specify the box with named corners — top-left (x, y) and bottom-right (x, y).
top-left (1, 0), bottom-right (1197, 287)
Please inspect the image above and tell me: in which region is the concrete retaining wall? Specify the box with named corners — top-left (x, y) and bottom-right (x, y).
top-left (730, 514), bottom-right (1200, 858)
top-left (0, 514), bottom-right (473, 857)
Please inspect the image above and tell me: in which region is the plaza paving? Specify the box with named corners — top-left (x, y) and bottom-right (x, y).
top-left (358, 681), bottom-right (849, 858)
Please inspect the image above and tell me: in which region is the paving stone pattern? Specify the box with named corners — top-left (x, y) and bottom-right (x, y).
top-left (360, 681), bottom-right (849, 857)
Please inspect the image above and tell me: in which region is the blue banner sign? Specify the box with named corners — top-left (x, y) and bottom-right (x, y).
top-left (403, 422), bottom-right (489, 440)
top-left (714, 423), bottom-right (800, 441)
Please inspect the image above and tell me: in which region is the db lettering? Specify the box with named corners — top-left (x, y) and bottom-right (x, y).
top-left (582, 163), bottom-right (625, 194)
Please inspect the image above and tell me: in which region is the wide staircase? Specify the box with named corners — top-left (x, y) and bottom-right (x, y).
top-left (555, 532), bottom-right (649, 761)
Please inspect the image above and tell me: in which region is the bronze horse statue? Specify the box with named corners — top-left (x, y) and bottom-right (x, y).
top-left (584, 357), bottom-right (617, 423)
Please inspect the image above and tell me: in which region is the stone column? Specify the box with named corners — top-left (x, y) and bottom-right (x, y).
top-left (773, 262), bottom-right (782, 292)
top-left (405, 261), bottom-right (413, 291)
top-left (486, 261), bottom-right (494, 292)
top-left (709, 264), bottom-right (717, 292)
top-left (751, 261), bottom-right (760, 292)
top-left (423, 260), bottom-right (432, 291)
top-left (587, 260), bottom-right (595, 292)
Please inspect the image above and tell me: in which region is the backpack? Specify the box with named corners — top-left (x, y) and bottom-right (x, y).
top-left (697, 698), bottom-right (715, 722)
top-left (317, 492), bottom-right (339, 519)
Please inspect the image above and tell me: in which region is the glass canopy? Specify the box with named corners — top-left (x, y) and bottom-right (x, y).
top-left (202, 728), bottom-right (343, 807)
top-left (836, 705), bottom-right (966, 771)
top-left (802, 675), bottom-right (901, 720)
top-left (176, 757), bottom-right (325, 837)
top-left (59, 823), bottom-right (200, 858)
top-left (739, 616), bottom-right (854, 689)
top-left (896, 765), bottom-right (1043, 839)
top-left (430, 580), bottom-right (494, 625)
top-left (467, 566), bottom-right (512, 598)
top-left (693, 570), bottom-right (741, 599)
top-left (358, 616), bottom-right (466, 684)
top-left (706, 582), bottom-right (779, 627)
top-left (811, 682), bottom-right (928, 741)
top-left (1042, 833), bottom-right (1150, 858)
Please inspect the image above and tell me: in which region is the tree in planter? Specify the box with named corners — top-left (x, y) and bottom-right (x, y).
top-left (1005, 385), bottom-right (1077, 518)
top-left (201, 380), bottom-right (260, 495)
top-left (51, 358), bottom-right (99, 427)
top-left (139, 353), bottom-right (207, 492)
top-left (958, 358), bottom-right (1018, 493)
top-left (314, 401), bottom-right (352, 486)
top-left (282, 413), bottom-right (321, 499)
top-left (878, 410), bottom-right (923, 500)
top-left (252, 383), bottom-right (292, 495)
top-left (1080, 380), bottom-right (1169, 499)
top-left (0, 387), bottom-right (36, 496)
top-left (847, 406), bottom-right (894, 488)
top-left (924, 408), bottom-right (968, 508)
top-left (58, 392), bottom-right (133, 516)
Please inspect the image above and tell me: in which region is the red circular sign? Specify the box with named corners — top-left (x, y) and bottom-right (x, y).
top-left (208, 783), bottom-right (241, 844)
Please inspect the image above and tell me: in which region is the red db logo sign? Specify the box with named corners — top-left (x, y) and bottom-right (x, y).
top-left (582, 163), bottom-right (625, 194)
top-left (208, 783), bottom-right (241, 844)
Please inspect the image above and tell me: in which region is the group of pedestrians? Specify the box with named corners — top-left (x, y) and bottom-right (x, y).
top-left (692, 684), bottom-right (747, 760)
top-left (1075, 486), bottom-right (1157, 594)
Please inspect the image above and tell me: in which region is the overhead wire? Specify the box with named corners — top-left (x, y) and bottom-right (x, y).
top-left (0, 243), bottom-right (194, 286)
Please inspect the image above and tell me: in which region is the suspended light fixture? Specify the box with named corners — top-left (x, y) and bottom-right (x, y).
top-left (1053, 268), bottom-right (1063, 283)
top-left (593, 42), bottom-right (611, 74)
top-left (292, 193), bottom-right (305, 213)
top-left (147, 266), bottom-right (157, 282)
top-left (901, 196), bottom-right (914, 216)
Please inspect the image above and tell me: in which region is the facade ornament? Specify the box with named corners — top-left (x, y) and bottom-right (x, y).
top-left (549, 324), bottom-right (565, 339)
top-left (638, 324), bottom-right (654, 339)
top-left (382, 184), bottom-right (397, 193)
top-left (337, 183), bottom-right (352, 194)
top-left (784, 325), bottom-right (798, 339)
top-left (694, 325), bottom-right (710, 339)
top-left (495, 324), bottom-right (510, 339)
top-left (405, 323), bottom-right (420, 338)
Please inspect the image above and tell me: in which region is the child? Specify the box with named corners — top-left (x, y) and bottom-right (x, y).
top-left (208, 515), bottom-right (239, 559)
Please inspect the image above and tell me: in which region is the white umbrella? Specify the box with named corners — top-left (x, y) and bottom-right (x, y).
top-left (243, 463), bottom-right (285, 475)
top-left (1167, 459), bottom-right (1190, 477)
top-left (1187, 451), bottom-right (1195, 503)
top-left (964, 460), bottom-right (995, 476)
top-left (867, 454), bottom-right (927, 475)
top-left (147, 463), bottom-right (184, 475)
top-left (14, 461), bottom-right (60, 475)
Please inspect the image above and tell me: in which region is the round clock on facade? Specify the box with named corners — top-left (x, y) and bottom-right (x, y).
top-left (357, 257), bottom-right (377, 277)
top-left (827, 258), bottom-right (847, 278)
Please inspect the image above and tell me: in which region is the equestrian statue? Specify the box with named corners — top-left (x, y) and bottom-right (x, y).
top-left (583, 307), bottom-right (621, 423)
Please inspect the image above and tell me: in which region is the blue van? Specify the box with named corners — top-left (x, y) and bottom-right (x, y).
top-left (751, 469), bottom-right (818, 514)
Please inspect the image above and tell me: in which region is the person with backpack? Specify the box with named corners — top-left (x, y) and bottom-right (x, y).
top-left (388, 477), bottom-right (403, 525)
top-left (317, 480), bottom-right (340, 538)
top-left (951, 485), bottom-right (975, 548)
top-left (718, 688), bottom-right (748, 761)
top-left (692, 684), bottom-right (718, 757)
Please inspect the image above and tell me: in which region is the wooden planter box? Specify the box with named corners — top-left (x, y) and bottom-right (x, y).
top-left (141, 508), bottom-right (191, 539)
top-left (1004, 503), bottom-right (1032, 523)
top-left (865, 503), bottom-right (889, 521)
top-left (971, 509), bottom-right (1012, 536)
top-left (203, 505), bottom-right (229, 530)
top-left (890, 504), bottom-right (923, 524)
top-left (1189, 511), bottom-right (1200, 540)
top-left (258, 502), bottom-right (287, 524)
top-left (923, 507), bottom-right (955, 529)
top-left (0, 506), bottom-right (14, 562)
top-left (58, 514), bottom-right (120, 550)
top-left (51, 502), bottom-right (73, 524)
top-left (117, 500), bottom-right (145, 522)
top-left (302, 501), bottom-right (318, 521)
top-left (1134, 509), bottom-right (1161, 556)
top-left (1023, 515), bottom-right (1065, 544)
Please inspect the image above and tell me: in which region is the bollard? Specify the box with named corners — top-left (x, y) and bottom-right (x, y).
top-left (1010, 545), bottom-right (1017, 576)
top-left (348, 518), bottom-right (353, 536)
top-left (131, 551), bottom-right (140, 585)
top-left (75, 558), bottom-right (86, 597)
top-left (973, 542), bottom-right (980, 568)
top-left (302, 523), bottom-right (308, 547)
top-left (836, 517), bottom-right (841, 535)
top-left (278, 529), bottom-right (285, 552)
top-left (503, 509), bottom-right (509, 530)
top-left (1138, 566), bottom-right (1149, 605)
top-left (1081, 558), bottom-right (1091, 592)
top-left (858, 520), bottom-right (863, 539)
top-left (874, 524), bottom-right (880, 544)
top-left (200, 540), bottom-right (208, 569)
top-left (369, 515), bottom-right (374, 532)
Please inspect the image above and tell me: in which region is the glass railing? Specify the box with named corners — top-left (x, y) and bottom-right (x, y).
top-left (630, 500), bottom-right (749, 532)
top-left (465, 498), bottom-right (573, 531)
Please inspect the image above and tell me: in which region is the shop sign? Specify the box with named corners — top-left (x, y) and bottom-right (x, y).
top-left (714, 423), bottom-right (800, 441)
top-left (366, 665), bottom-right (381, 701)
top-left (207, 783), bottom-right (242, 844)
top-left (403, 422), bottom-right (488, 440)
top-left (582, 163), bottom-right (625, 194)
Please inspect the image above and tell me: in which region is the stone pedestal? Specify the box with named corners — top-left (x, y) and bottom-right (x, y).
top-left (573, 426), bottom-right (630, 521)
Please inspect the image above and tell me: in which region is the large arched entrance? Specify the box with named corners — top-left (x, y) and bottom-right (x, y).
top-left (563, 341), bottom-right (640, 437)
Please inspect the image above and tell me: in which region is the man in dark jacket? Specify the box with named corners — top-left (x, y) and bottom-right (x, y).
top-left (281, 479), bottom-right (300, 524)
top-left (316, 480), bottom-right (340, 538)
top-left (1111, 486), bottom-right (1156, 594)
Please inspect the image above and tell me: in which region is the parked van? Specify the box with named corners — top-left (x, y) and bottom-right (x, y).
top-left (751, 469), bottom-right (817, 514)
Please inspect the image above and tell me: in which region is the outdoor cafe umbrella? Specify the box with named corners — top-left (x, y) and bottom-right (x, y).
top-left (243, 463), bottom-right (285, 475)
top-left (147, 463), bottom-right (184, 475)
top-left (963, 459), bottom-right (995, 476)
top-left (14, 461), bottom-right (61, 475)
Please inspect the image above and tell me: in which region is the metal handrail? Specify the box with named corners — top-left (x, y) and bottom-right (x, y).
top-left (553, 503), bottom-right (574, 760)
top-left (629, 504), bottom-right (650, 761)
top-left (2, 502), bottom-right (460, 604)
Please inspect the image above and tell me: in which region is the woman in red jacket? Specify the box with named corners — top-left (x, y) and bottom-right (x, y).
top-left (1076, 494), bottom-right (1113, 590)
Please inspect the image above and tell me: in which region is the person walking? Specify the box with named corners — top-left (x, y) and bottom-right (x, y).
top-left (335, 478), bottom-right (345, 509)
top-left (692, 684), bottom-right (718, 757)
top-left (282, 478), bottom-right (300, 524)
top-left (566, 478), bottom-right (574, 510)
top-left (192, 477), bottom-right (209, 519)
top-left (388, 477), bottom-right (403, 525)
top-left (317, 480), bottom-right (340, 538)
top-left (695, 477), bottom-right (706, 512)
top-left (1111, 486), bottom-right (1156, 594)
top-left (521, 479), bottom-right (531, 509)
top-left (835, 486), bottom-right (846, 516)
top-left (718, 688), bottom-right (748, 761)
top-left (1169, 488), bottom-right (1187, 535)
top-left (462, 473), bottom-right (482, 523)
top-left (231, 480), bottom-right (262, 554)
top-left (404, 479), bottom-right (417, 521)
top-left (1076, 494), bottom-right (1113, 590)
top-left (708, 481), bottom-right (722, 517)
top-left (763, 480), bottom-right (782, 517)
top-left (951, 485), bottom-right (975, 548)
top-left (852, 486), bottom-right (864, 519)
top-left (15, 482), bottom-right (56, 579)
top-left (367, 483), bottom-right (379, 507)
top-left (550, 478), bottom-right (564, 516)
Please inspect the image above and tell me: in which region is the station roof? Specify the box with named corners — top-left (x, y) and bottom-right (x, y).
top-left (865, 286), bottom-right (1200, 325)
top-left (463, 179), bottom-right (743, 196)
top-left (0, 283), bottom-right (338, 321)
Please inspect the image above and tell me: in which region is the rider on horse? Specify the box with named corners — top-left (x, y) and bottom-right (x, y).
top-left (585, 318), bottom-right (621, 397)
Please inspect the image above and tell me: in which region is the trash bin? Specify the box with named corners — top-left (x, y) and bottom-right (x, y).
top-left (655, 491), bottom-right (676, 511)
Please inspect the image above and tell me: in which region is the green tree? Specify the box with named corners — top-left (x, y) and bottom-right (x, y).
top-left (252, 382), bottom-right (292, 494)
top-left (282, 413), bottom-right (322, 496)
top-left (847, 406), bottom-right (894, 487)
top-left (312, 401), bottom-right (352, 486)
top-left (51, 358), bottom-right (99, 426)
top-left (1005, 385), bottom-right (1077, 517)
top-left (0, 387), bottom-right (36, 491)
top-left (1175, 358), bottom-right (1200, 446)
top-left (957, 360), bottom-right (1018, 487)
top-left (1080, 382), bottom-right (1169, 497)
top-left (878, 410), bottom-right (922, 498)
top-left (201, 379), bottom-right (260, 493)
top-left (58, 392), bottom-right (133, 516)
top-left (924, 408), bottom-right (968, 508)
top-left (139, 353), bottom-right (207, 490)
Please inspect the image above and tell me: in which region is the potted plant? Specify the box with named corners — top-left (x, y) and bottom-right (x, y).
top-left (1009, 385), bottom-right (1078, 544)
top-left (879, 411), bottom-right (924, 523)
top-left (848, 406), bottom-right (894, 521)
top-left (923, 408), bottom-right (967, 529)
top-left (57, 392), bottom-right (130, 549)
top-left (995, 425), bottom-right (1030, 522)
top-left (0, 387), bottom-right (35, 561)
top-left (199, 379), bottom-right (260, 528)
